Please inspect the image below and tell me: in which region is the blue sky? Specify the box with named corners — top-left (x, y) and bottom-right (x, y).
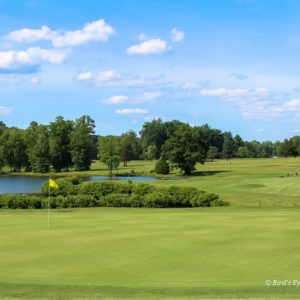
top-left (1, 0), bottom-right (300, 141)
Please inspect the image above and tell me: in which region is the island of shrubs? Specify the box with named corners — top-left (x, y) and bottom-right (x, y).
top-left (0, 178), bottom-right (229, 209)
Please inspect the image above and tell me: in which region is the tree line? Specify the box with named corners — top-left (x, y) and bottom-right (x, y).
top-left (0, 117), bottom-right (299, 175)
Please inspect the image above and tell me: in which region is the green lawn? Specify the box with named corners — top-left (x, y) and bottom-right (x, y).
top-left (0, 207), bottom-right (300, 299)
top-left (8, 157), bottom-right (300, 207)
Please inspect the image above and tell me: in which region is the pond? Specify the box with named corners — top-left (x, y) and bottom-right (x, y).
top-left (0, 175), bottom-right (159, 194)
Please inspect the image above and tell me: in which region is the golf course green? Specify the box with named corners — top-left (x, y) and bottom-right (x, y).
top-left (2, 158), bottom-right (300, 299)
top-left (1, 208), bottom-right (300, 299)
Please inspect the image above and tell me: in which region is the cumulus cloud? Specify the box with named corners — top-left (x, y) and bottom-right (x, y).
top-left (171, 28), bottom-right (184, 42)
top-left (0, 47), bottom-right (68, 74)
top-left (115, 108), bottom-right (148, 115)
top-left (127, 38), bottom-right (167, 55)
top-left (76, 69), bottom-right (165, 88)
top-left (5, 19), bottom-right (114, 48)
top-left (0, 106), bottom-right (13, 115)
top-left (199, 87), bottom-right (300, 120)
top-left (102, 95), bottom-right (128, 105)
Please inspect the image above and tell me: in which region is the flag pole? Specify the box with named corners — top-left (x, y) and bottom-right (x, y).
top-left (48, 180), bottom-right (50, 229)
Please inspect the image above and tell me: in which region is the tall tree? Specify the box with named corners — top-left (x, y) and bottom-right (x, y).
top-left (28, 125), bottom-right (51, 173)
top-left (49, 116), bottom-right (73, 172)
top-left (99, 136), bottom-right (121, 175)
top-left (120, 130), bottom-right (140, 166)
top-left (2, 129), bottom-right (28, 172)
top-left (222, 132), bottom-right (235, 161)
top-left (163, 124), bottom-right (208, 175)
top-left (70, 115), bottom-right (96, 171)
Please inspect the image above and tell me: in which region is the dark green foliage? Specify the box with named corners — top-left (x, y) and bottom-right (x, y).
top-left (0, 195), bottom-right (45, 209)
top-left (70, 115), bottom-right (96, 171)
top-left (41, 177), bottom-right (79, 196)
top-left (100, 194), bottom-right (131, 207)
top-left (49, 116), bottom-right (73, 172)
top-left (163, 124), bottom-right (208, 175)
top-left (190, 192), bottom-right (220, 207)
top-left (99, 136), bottom-right (121, 174)
top-left (143, 191), bottom-right (174, 208)
top-left (167, 186), bottom-right (198, 207)
top-left (155, 158), bottom-right (170, 174)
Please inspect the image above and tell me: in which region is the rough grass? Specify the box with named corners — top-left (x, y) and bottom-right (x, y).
top-left (1, 208), bottom-right (300, 299)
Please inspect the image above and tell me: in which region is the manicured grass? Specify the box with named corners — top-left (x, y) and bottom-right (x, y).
top-left (8, 157), bottom-right (300, 207)
top-left (1, 207), bottom-right (300, 299)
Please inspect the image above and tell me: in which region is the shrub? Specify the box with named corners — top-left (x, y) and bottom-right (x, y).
top-left (41, 178), bottom-right (79, 196)
top-left (167, 186), bottom-right (198, 207)
top-left (133, 183), bottom-right (155, 196)
top-left (0, 195), bottom-right (46, 209)
top-left (190, 192), bottom-right (220, 207)
top-left (78, 182), bottom-right (120, 199)
top-left (210, 199), bottom-right (230, 207)
top-left (100, 193), bottom-right (131, 207)
top-left (143, 190), bottom-right (174, 208)
top-left (155, 158), bottom-right (170, 175)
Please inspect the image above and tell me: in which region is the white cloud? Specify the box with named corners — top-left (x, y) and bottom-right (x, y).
top-left (199, 87), bottom-right (300, 120)
top-left (182, 82), bottom-right (199, 90)
top-left (0, 106), bottom-right (13, 115)
top-left (5, 25), bottom-right (53, 43)
top-left (5, 19), bottom-right (114, 48)
top-left (200, 87), bottom-right (269, 99)
top-left (171, 28), bottom-right (184, 42)
top-left (115, 108), bottom-right (148, 115)
top-left (138, 33), bottom-right (148, 41)
top-left (76, 69), bottom-right (165, 88)
top-left (0, 47), bottom-right (68, 73)
top-left (127, 38), bottom-right (167, 55)
top-left (76, 71), bottom-right (92, 81)
top-left (141, 92), bottom-right (161, 101)
top-left (102, 95), bottom-right (128, 105)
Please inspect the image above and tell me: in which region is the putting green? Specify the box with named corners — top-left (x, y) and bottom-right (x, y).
top-left (1, 207), bottom-right (300, 299)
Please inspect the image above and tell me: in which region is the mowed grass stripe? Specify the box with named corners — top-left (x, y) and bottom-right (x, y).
top-left (1, 208), bottom-right (300, 298)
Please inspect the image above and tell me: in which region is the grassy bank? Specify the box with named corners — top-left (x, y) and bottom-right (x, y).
top-left (0, 207), bottom-right (300, 299)
top-left (4, 157), bottom-right (300, 207)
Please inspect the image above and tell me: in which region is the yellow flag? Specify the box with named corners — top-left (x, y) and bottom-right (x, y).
top-left (49, 178), bottom-right (59, 189)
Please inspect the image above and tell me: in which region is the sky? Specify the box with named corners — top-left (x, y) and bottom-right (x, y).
top-left (1, 0), bottom-right (300, 141)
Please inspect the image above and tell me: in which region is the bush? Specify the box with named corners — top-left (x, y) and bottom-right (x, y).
top-left (155, 158), bottom-right (170, 175)
top-left (190, 192), bottom-right (220, 207)
top-left (41, 178), bottom-right (79, 196)
top-left (0, 195), bottom-right (46, 209)
top-left (210, 199), bottom-right (230, 207)
top-left (167, 186), bottom-right (198, 207)
top-left (100, 193), bottom-right (131, 207)
top-left (78, 181), bottom-right (123, 199)
top-left (133, 183), bottom-right (155, 196)
top-left (143, 190), bottom-right (174, 208)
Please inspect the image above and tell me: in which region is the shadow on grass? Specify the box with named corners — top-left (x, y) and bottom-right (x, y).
top-left (189, 170), bottom-right (231, 177)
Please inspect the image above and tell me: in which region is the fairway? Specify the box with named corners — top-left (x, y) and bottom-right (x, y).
top-left (1, 208), bottom-right (300, 299)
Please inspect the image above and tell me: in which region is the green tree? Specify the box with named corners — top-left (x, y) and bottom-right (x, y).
top-left (222, 132), bottom-right (234, 160)
top-left (163, 124), bottom-right (208, 175)
top-left (99, 136), bottom-right (121, 175)
top-left (28, 125), bottom-right (51, 173)
top-left (155, 158), bottom-right (170, 174)
top-left (2, 129), bottom-right (28, 172)
top-left (70, 116), bottom-right (96, 171)
top-left (120, 130), bottom-right (140, 166)
top-left (49, 116), bottom-right (73, 172)
top-left (207, 146), bottom-right (218, 162)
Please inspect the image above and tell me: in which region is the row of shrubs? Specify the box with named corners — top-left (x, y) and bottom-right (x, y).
top-left (0, 179), bottom-right (229, 209)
